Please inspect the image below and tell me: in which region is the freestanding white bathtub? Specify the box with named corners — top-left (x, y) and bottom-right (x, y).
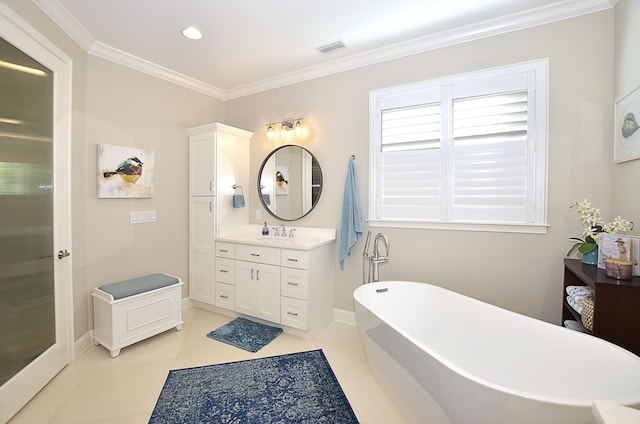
top-left (354, 281), bottom-right (640, 424)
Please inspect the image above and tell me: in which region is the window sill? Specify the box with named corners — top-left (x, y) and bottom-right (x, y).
top-left (367, 219), bottom-right (549, 234)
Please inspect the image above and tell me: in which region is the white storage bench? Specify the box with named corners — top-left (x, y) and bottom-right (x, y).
top-left (92, 273), bottom-right (183, 358)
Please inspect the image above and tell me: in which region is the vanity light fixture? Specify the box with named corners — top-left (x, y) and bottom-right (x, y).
top-left (265, 118), bottom-right (304, 140)
top-left (295, 119), bottom-right (302, 137)
top-left (182, 26), bottom-right (203, 40)
top-left (267, 124), bottom-right (274, 140)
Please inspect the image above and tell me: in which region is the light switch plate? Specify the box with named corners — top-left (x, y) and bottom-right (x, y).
top-left (130, 210), bottom-right (157, 224)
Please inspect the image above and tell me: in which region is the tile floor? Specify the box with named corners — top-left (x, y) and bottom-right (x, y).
top-left (8, 307), bottom-right (407, 424)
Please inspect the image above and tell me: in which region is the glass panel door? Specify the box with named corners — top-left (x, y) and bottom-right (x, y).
top-left (0, 36), bottom-right (55, 386)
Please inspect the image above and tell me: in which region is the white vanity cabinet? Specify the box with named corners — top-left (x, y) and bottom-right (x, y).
top-left (188, 197), bottom-right (216, 303)
top-left (234, 244), bottom-right (281, 322)
top-left (214, 242), bottom-right (235, 310)
top-left (279, 247), bottom-right (333, 332)
top-left (214, 232), bottom-right (335, 337)
top-left (187, 123), bottom-right (251, 306)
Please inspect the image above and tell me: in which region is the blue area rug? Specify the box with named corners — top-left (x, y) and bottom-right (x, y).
top-left (206, 317), bottom-right (283, 352)
top-left (148, 349), bottom-right (359, 423)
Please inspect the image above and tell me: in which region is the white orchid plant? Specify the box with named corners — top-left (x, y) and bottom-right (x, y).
top-left (567, 199), bottom-right (634, 257)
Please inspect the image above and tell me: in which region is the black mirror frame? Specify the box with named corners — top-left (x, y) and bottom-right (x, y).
top-left (257, 144), bottom-right (323, 221)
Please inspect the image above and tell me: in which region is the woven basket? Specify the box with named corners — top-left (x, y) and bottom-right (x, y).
top-left (582, 297), bottom-right (595, 331)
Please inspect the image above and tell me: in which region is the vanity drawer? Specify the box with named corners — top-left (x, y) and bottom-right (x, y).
top-left (215, 282), bottom-right (235, 310)
top-left (281, 249), bottom-right (309, 270)
top-left (281, 268), bottom-right (309, 300)
top-left (215, 242), bottom-right (235, 259)
top-left (281, 297), bottom-right (308, 330)
top-left (236, 244), bottom-right (280, 265)
top-left (215, 258), bottom-right (235, 284)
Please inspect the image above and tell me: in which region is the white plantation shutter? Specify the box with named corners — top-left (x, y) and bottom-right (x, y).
top-left (370, 60), bottom-right (547, 230)
top-left (379, 148), bottom-right (441, 220)
top-left (378, 103), bottom-right (442, 219)
top-left (451, 91), bottom-right (530, 222)
top-left (381, 104), bottom-right (441, 152)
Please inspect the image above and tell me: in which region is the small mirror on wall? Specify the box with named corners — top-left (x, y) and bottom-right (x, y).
top-left (258, 145), bottom-right (323, 221)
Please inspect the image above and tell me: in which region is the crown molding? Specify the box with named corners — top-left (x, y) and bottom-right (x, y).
top-left (33, 0), bottom-right (614, 101)
top-left (32, 0), bottom-right (94, 51)
top-left (32, 0), bottom-right (226, 99)
top-left (225, 0), bottom-right (614, 99)
top-left (89, 42), bottom-right (225, 99)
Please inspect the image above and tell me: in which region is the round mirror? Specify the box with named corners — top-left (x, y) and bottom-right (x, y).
top-left (258, 145), bottom-right (323, 221)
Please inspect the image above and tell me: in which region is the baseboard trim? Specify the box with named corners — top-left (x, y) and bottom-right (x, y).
top-left (334, 308), bottom-right (357, 326)
top-left (182, 297), bottom-right (195, 310)
top-left (73, 331), bottom-right (93, 361)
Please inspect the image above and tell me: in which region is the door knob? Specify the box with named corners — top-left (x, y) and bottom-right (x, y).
top-left (58, 249), bottom-right (70, 259)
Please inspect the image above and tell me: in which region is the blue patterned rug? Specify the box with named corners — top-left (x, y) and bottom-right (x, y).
top-left (148, 349), bottom-right (359, 423)
top-left (206, 317), bottom-right (283, 352)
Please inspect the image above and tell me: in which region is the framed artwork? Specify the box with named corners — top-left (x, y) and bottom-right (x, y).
top-left (614, 86), bottom-right (640, 163)
top-left (275, 166), bottom-right (289, 195)
top-left (97, 144), bottom-right (155, 198)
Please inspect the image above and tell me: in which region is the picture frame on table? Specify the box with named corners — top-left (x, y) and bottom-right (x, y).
top-left (598, 233), bottom-right (640, 276)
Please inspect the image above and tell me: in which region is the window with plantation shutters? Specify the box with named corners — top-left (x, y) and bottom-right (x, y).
top-left (369, 60), bottom-right (548, 233)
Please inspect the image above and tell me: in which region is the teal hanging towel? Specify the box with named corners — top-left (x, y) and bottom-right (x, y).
top-left (232, 184), bottom-right (245, 208)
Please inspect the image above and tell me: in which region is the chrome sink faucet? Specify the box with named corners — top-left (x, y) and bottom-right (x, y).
top-left (279, 223), bottom-right (287, 237)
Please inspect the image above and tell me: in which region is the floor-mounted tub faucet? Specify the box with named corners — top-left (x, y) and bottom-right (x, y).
top-left (372, 233), bottom-right (390, 283)
top-left (362, 231), bottom-right (390, 284)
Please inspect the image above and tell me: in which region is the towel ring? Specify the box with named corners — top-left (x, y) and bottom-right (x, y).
top-left (232, 184), bottom-right (243, 195)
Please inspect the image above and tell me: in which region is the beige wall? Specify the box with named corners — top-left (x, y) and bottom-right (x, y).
top-left (612, 0), bottom-right (640, 232)
top-left (227, 10), bottom-right (616, 322)
top-left (79, 56), bottom-right (224, 336)
top-left (5, 2), bottom-right (623, 342)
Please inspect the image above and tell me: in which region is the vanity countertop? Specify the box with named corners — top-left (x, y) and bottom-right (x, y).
top-left (217, 226), bottom-right (336, 251)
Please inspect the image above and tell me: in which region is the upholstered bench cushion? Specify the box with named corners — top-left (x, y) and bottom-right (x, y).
top-left (98, 273), bottom-right (180, 300)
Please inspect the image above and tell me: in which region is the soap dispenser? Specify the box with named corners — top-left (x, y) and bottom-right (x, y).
top-left (262, 222), bottom-right (269, 236)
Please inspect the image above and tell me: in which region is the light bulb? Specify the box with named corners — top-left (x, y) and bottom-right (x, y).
top-left (267, 124), bottom-right (273, 140)
top-left (295, 120), bottom-right (302, 137)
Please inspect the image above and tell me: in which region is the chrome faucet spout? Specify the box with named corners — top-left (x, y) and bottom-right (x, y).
top-left (370, 233), bottom-right (390, 283)
top-left (373, 233), bottom-right (390, 259)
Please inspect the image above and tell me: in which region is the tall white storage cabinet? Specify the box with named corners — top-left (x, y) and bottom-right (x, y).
top-left (187, 123), bottom-right (252, 305)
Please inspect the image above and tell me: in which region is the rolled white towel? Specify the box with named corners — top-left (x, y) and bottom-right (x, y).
top-left (566, 295), bottom-right (583, 315)
top-left (566, 285), bottom-right (594, 299)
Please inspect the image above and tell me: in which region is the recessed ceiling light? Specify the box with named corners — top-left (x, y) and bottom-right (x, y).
top-left (182, 26), bottom-right (203, 40)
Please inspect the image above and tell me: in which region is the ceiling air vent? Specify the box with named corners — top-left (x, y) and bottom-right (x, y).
top-left (317, 40), bottom-right (347, 55)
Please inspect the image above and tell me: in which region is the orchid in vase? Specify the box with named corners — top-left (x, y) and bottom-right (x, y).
top-left (567, 199), bottom-right (634, 258)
